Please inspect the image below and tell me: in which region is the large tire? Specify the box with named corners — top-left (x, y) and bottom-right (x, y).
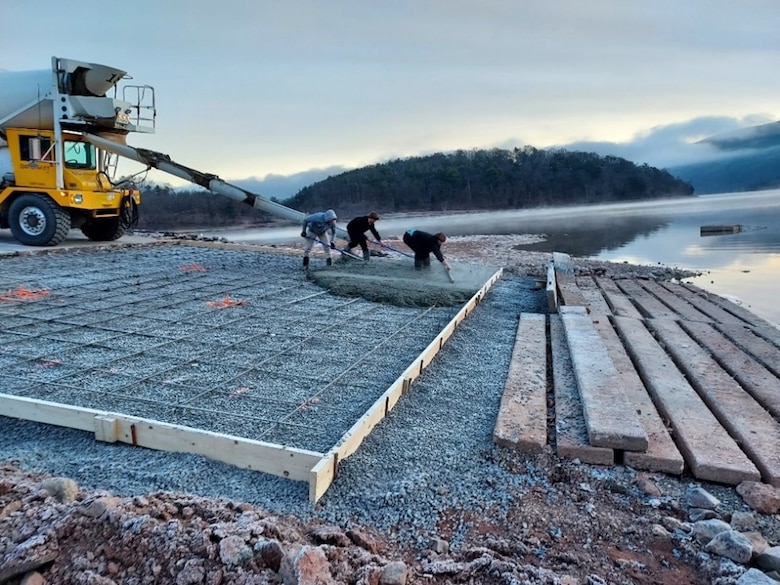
top-left (8, 194), bottom-right (71, 246)
top-left (81, 218), bottom-right (125, 241)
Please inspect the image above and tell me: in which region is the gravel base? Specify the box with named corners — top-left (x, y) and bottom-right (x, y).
top-left (0, 245), bottom-right (548, 544)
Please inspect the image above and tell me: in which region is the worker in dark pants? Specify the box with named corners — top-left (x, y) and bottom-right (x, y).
top-left (345, 211), bottom-right (381, 261)
top-left (402, 229), bottom-right (451, 271)
top-left (301, 209), bottom-right (338, 268)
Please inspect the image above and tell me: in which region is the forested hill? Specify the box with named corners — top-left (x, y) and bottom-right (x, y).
top-left (286, 147), bottom-right (694, 216)
top-left (134, 146), bottom-right (693, 230)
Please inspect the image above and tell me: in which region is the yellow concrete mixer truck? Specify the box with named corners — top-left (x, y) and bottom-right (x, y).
top-left (1, 56), bottom-right (321, 247)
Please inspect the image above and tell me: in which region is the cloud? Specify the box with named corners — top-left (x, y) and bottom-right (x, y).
top-left (537, 114), bottom-right (778, 169)
top-left (232, 166), bottom-right (349, 200)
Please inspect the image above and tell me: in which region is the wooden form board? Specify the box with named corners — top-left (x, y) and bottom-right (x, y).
top-left (0, 394), bottom-right (323, 481)
top-left (309, 268), bottom-right (504, 502)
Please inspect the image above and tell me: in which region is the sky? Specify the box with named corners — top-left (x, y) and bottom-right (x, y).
top-left (2, 0), bottom-right (779, 195)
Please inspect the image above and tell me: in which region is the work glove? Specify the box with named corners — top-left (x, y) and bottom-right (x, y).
top-left (301, 231), bottom-right (307, 238)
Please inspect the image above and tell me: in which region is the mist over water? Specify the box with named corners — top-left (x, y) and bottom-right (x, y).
top-left (205, 189), bottom-right (780, 327)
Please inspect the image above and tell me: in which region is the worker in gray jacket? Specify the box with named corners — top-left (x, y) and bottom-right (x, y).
top-left (301, 209), bottom-right (338, 268)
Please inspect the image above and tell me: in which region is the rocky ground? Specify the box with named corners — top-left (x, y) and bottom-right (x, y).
top-left (2, 234), bottom-right (780, 585)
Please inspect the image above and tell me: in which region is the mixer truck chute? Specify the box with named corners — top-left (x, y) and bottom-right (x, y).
top-left (79, 133), bottom-right (349, 238)
top-left (1, 56), bottom-right (322, 247)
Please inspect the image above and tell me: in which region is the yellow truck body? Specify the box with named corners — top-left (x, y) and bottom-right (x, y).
top-left (0, 57), bottom-right (152, 246)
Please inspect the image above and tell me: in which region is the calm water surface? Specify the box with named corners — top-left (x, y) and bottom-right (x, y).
top-left (207, 189), bottom-right (780, 327)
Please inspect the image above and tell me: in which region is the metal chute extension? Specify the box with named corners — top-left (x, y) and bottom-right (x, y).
top-left (81, 133), bottom-right (348, 238)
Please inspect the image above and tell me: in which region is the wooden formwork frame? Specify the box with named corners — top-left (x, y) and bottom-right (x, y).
top-left (0, 268), bottom-right (503, 503)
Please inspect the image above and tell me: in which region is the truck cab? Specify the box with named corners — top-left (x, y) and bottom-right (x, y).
top-left (0, 57), bottom-right (153, 246)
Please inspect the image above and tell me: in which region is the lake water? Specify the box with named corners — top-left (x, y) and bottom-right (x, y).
top-left (204, 189), bottom-right (780, 328)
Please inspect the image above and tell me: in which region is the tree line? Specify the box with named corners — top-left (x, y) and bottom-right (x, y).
top-left (135, 147), bottom-right (694, 230)
top-left (134, 184), bottom-right (275, 231)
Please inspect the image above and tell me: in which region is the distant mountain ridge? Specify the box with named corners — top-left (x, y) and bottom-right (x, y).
top-left (700, 120), bottom-right (780, 151)
top-left (668, 120), bottom-right (780, 194)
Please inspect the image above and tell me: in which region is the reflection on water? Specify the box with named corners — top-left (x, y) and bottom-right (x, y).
top-left (204, 189), bottom-right (780, 326)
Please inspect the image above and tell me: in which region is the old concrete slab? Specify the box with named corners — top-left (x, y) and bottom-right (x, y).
top-left (649, 318), bottom-right (780, 487)
top-left (493, 313), bottom-right (547, 453)
top-left (658, 281), bottom-right (747, 326)
top-left (636, 279), bottom-right (712, 323)
top-left (613, 316), bottom-right (760, 485)
top-left (715, 321), bottom-right (780, 380)
top-left (550, 316), bottom-right (614, 465)
top-left (681, 321), bottom-right (780, 420)
top-left (594, 277), bottom-right (643, 319)
top-left (590, 317), bottom-right (684, 474)
top-left (560, 307), bottom-right (648, 451)
top-left (574, 276), bottom-right (612, 315)
top-left (615, 279), bottom-right (680, 320)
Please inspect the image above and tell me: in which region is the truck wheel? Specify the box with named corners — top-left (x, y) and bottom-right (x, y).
top-left (8, 194), bottom-right (71, 246)
top-left (81, 218), bottom-right (125, 241)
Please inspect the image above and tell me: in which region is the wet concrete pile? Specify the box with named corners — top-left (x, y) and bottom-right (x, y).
top-left (307, 257), bottom-right (500, 307)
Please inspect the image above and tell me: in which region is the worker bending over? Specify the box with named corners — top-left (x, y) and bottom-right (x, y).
top-left (345, 212), bottom-right (381, 261)
top-left (402, 229), bottom-right (451, 271)
top-left (301, 209), bottom-right (338, 268)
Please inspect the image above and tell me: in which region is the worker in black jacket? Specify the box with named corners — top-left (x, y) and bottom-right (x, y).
top-left (402, 229), bottom-right (452, 271)
top-left (345, 212), bottom-right (381, 261)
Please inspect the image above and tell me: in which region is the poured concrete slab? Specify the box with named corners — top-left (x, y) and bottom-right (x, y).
top-left (0, 242), bottom-right (503, 502)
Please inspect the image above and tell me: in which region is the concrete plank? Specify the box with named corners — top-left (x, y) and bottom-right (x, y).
top-left (550, 316), bottom-right (614, 465)
top-left (613, 316), bottom-right (760, 485)
top-left (658, 281), bottom-right (748, 326)
top-left (680, 321), bottom-right (780, 420)
top-left (715, 321), bottom-right (780, 379)
top-left (594, 277), bottom-right (643, 319)
top-left (591, 317), bottom-right (684, 474)
top-left (557, 281), bottom-right (588, 309)
top-left (554, 252), bottom-right (588, 308)
top-left (552, 252), bottom-right (575, 274)
top-left (649, 318), bottom-right (780, 487)
top-left (560, 308), bottom-right (648, 451)
top-left (637, 279), bottom-right (713, 322)
top-left (575, 276), bottom-right (613, 316)
top-left (615, 279), bottom-right (679, 320)
top-left (681, 282), bottom-right (778, 330)
top-left (748, 323), bottom-right (780, 349)
top-left (493, 313), bottom-right (547, 453)
top-left (546, 262), bottom-right (558, 313)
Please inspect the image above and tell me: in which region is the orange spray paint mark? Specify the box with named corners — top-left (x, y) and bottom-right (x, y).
top-left (0, 285), bottom-right (50, 302)
top-left (206, 295), bottom-right (246, 309)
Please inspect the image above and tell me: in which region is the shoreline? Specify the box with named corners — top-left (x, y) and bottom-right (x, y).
top-left (152, 229), bottom-right (703, 283)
